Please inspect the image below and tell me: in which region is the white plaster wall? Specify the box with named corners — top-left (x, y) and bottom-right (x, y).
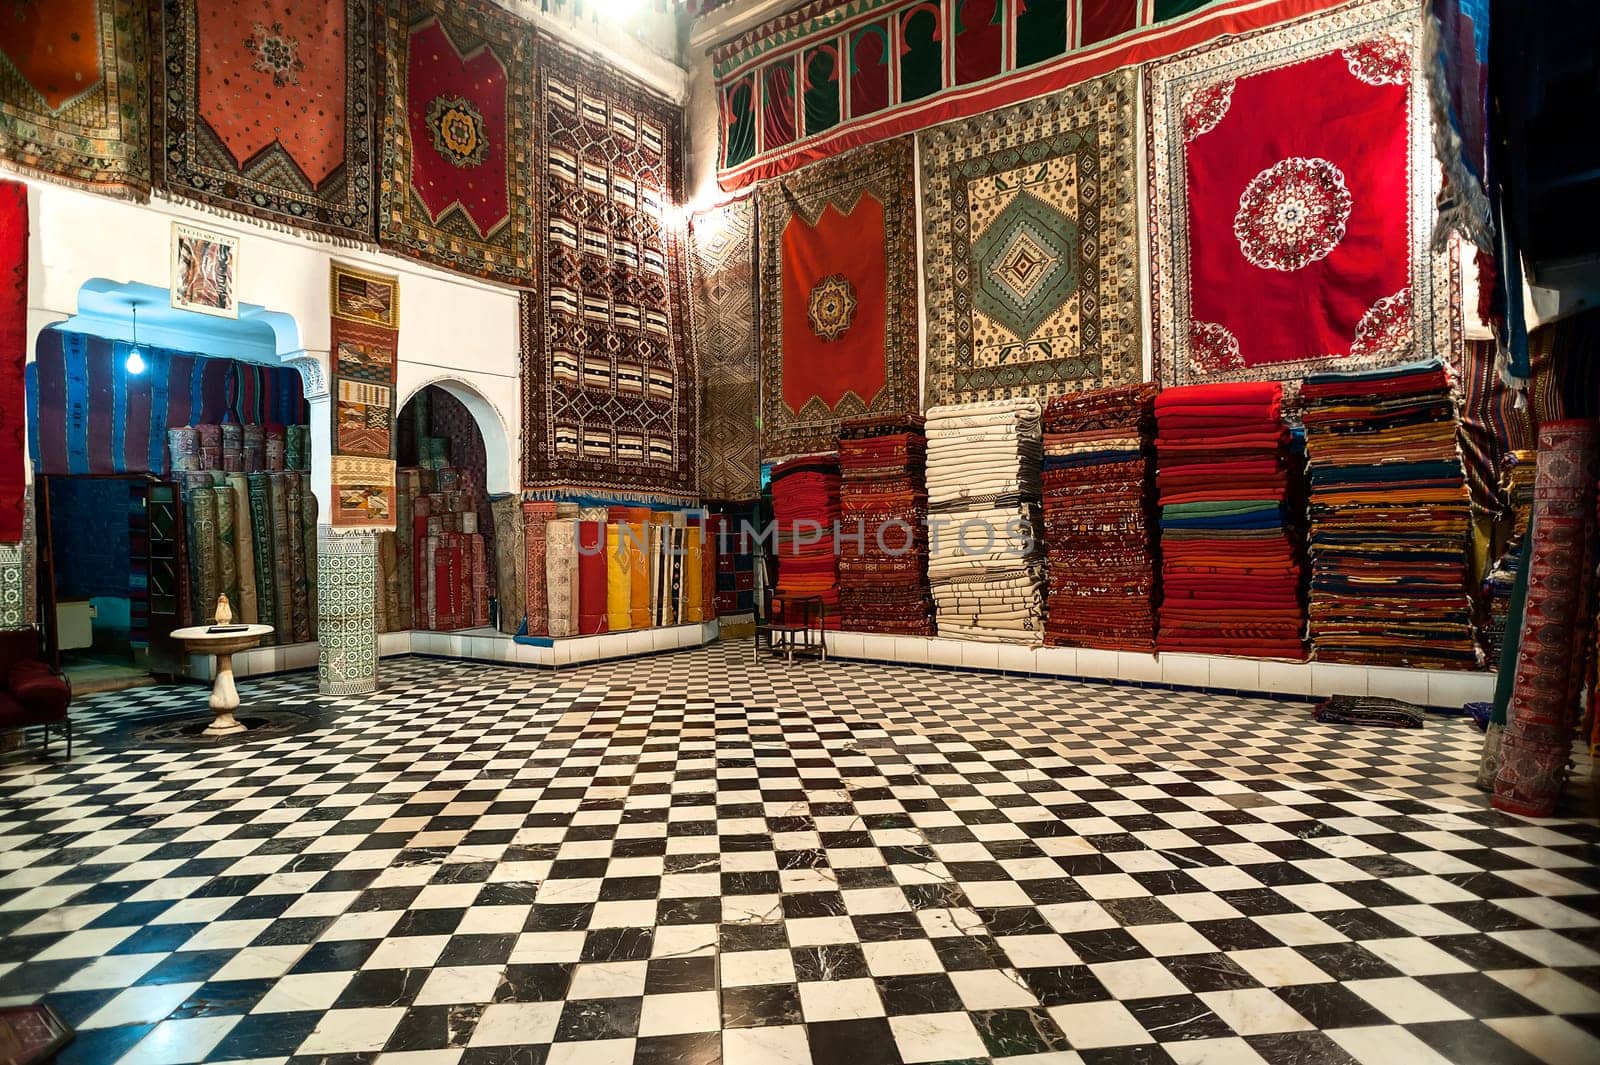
top-left (16, 177), bottom-right (523, 513)
top-left (682, 0), bottom-right (798, 210)
top-left (684, 43), bottom-right (723, 211)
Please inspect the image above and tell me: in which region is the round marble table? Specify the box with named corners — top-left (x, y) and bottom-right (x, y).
top-left (170, 624), bottom-right (274, 736)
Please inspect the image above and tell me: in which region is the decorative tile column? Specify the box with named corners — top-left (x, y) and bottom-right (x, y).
top-left (317, 527), bottom-right (379, 695)
top-left (0, 487), bottom-right (36, 631)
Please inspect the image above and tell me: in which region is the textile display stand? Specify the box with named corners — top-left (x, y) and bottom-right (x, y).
top-left (924, 400), bottom-right (1046, 645)
top-left (837, 415), bottom-right (932, 635)
top-left (1042, 385), bottom-right (1159, 652)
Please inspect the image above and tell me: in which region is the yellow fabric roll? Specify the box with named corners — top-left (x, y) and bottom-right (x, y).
top-left (683, 526), bottom-right (704, 623)
top-left (606, 523), bottom-right (632, 631)
top-left (629, 521), bottom-right (650, 628)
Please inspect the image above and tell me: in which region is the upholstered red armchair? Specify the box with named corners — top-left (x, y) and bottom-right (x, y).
top-left (0, 629), bottom-right (72, 758)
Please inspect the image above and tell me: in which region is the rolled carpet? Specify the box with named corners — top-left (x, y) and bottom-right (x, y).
top-left (267, 473), bottom-right (294, 640)
top-left (247, 473), bottom-right (276, 642)
top-left (629, 519), bottom-right (650, 629)
top-left (225, 473), bottom-right (258, 623)
top-left (188, 487), bottom-right (219, 622)
top-left (522, 501), bottom-right (557, 635)
top-left (606, 522), bottom-right (633, 631)
top-left (577, 521), bottom-right (609, 635)
top-left (492, 496), bottom-right (526, 634)
top-left (285, 473), bottom-right (310, 642)
top-left (546, 519), bottom-right (579, 637)
top-left (683, 523), bottom-right (704, 624)
top-left (1493, 419), bottom-right (1600, 816)
top-left (213, 482), bottom-right (238, 616)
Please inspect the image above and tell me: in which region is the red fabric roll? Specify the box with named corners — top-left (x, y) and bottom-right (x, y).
top-left (577, 520), bottom-right (608, 635)
top-left (0, 181), bottom-right (25, 542)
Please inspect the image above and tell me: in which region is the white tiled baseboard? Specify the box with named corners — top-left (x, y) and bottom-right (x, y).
top-left (192, 623), bottom-right (722, 680)
top-left (821, 633), bottom-right (1496, 708)
top-left (196, 627), bottom-right (1495, 708)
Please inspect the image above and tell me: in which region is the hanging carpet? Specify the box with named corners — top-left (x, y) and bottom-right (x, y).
top-left (757, 138), bottom-right (919, 460)
top-left (0, 0), bottom-right (150, 199)
top-left (377, 0), bottom-right (534, 282)
top-left (687, 197), bottom-right (761, 501)
top-left (919, 70), bottom-right (1141, 407)
top-left (523, 39), bottom-right (695, 502)
top-left (0, 181), bottom-right (23, 542)
top-left (154, 0), bottom-right (375, 241)
top-left (1147, 0), bottom-right (1452, 392)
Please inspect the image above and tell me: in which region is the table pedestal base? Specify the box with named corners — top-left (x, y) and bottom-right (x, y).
top-left (204, 652), bottom-right (247, 737)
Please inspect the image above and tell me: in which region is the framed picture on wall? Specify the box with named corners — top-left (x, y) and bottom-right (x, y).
top-left (170, 222), bottom-right (240, 318)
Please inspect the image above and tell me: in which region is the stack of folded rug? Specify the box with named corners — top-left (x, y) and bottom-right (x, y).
top-left (1301, 359), bottom-right (1477, 668)
top-left (1155, 382), bottom-right (1306, 659)
top-left (1042, 384), bottom-right (1158, 652)
top-left (1313, 694), bottom-right (1426, 729)
top-left (838, 415), bottom-right (933, 634)
top-left (925, 400), bottom-right (1046, 644)
top-left (771, 456), bottom-right (842, 628)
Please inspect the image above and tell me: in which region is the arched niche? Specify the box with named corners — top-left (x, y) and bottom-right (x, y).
top-left (397, 376), bottom-right (515, 496)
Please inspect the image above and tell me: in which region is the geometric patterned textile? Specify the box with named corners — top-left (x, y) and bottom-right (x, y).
top-left (758, 139), bottom-right (919, 460)
top-left (920, 70), bottom-right (1141, 407)
top-left (710, 0), bottom-right (1353, 190)
top-left (1148, 0), bottom-right (1453, 391)
top-left (316, 526), bottom-right (378, 695)
top-left (330, 262), bottom-right (398, 528)
top-left (523, 40), bottom-right (695, 503)
top-left (3, 646), bottom-right (1597, 1065)
top-left (0, 0), bottom-right (150, 199)
top-left (378, 0), bottom-right (535, 282)
top-left (687, 197), bottom-right (761, 501)
top-left (153, 0), bottom-right (375, 242)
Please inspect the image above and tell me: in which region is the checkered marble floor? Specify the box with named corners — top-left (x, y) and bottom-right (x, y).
top-left (1, 643), bottom-right (1596, 1065)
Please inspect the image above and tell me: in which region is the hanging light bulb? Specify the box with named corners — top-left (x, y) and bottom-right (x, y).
top-left (126, 303), bottom-right (146, 375)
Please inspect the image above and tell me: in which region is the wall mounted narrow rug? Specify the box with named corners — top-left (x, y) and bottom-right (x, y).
top-left (687, 197), bottom-right (761, 502)
top-left (153, 0), bottom-right (375, 241)
top-left (378, 0), bottom-right (534, 282)
top-left (758, 138), bottom-right (919, 460)
top-left (0, 0), bottom-right (149, 199)
top-left (0, 182), bottom-right (24, 543)
top-left (1493, 419), bottom-right (1599, 818)
top-left (330, 262), bottom-right (398, 527)
top-left (522, 39), bottom-right (695, 502)
top-left (919, 69), bottom-right (1141, 408)
top-left (1147, 0), bottom-right (1451, 390)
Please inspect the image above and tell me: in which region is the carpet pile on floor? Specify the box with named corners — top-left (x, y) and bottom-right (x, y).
top-left (838, 415), bottom-right (933, 634)
top-left (925, 399), bottom-right (1046, 644)
top-left (1301, 359), bottom-right (1477, 668)
top-left (1155, 382), bottom-right (1306, 659)
top-left (1042, 383), bottom-right (1159, 652)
